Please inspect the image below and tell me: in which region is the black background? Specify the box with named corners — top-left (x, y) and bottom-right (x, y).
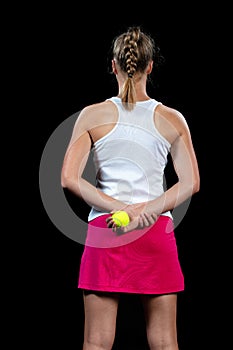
top-left (33, 3), bottom-right (226, 349)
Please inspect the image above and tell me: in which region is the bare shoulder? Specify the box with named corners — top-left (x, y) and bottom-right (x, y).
top-left (156, 104), bottom-right (189, 129)
top-left (68, 100), bottom-right (118, 145)
top-left (78, 100), bottom-right (118, 130)
top-left (154, 103), bottom-right (190, 144)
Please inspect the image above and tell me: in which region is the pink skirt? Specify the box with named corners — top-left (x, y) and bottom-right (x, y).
top-left (78, 214), bottom-right (184, 294)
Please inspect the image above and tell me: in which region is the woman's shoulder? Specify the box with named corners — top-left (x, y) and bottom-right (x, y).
top-left (81, 99), bottom-right (116, 115)
top-left (156, 103), bottom-right (189, 129)
top-left (154, 103), bottom-right (190, 143)
top-left (78, 99), bottom-right (118, 129)
top-left (156, 103), bottom-right (185, 121)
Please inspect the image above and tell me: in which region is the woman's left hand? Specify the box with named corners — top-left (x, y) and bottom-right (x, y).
top-left (106, 204), bottom-right (158, 233)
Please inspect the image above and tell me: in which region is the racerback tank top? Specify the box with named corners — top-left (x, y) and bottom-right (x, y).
top-left (88, 97), bottom-right (172, 221)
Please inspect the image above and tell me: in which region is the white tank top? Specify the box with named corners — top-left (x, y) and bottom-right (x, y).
top-left (88, 97), bottom-right (172, 221)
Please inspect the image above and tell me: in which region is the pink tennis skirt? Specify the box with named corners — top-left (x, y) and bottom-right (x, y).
top-left (78, 214), bottom-right (184, 294)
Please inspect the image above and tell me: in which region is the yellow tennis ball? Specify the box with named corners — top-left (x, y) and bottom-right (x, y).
top-left (111, 211), bottom-right (130, 227)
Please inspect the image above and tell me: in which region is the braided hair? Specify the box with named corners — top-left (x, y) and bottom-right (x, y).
top-left (112, 26), bottom-right (160, 110)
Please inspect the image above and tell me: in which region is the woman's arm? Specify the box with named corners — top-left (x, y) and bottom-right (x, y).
top-left (145, 123), bottom-right (200, 215)
top-left (61, 110), bottom-right (126, 213)
top-left (110, 109), bottom-right (200, 232)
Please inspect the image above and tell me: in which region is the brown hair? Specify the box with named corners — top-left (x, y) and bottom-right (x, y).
top-left (112, 26), bottom-right (160, 110)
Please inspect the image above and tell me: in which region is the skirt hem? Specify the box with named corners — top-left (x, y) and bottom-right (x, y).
top-left (78, 284), bottom-right (184, 295)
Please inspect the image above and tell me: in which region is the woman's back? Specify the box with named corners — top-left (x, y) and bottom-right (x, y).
top-left (88, 97), bottom-right (172, 221)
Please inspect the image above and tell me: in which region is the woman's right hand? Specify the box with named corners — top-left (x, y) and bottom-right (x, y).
top-left (106, 203), bottom-right (159, 233)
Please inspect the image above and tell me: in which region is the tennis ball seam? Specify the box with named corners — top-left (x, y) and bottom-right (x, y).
top-left (112, 211), bottom-right (130, 227)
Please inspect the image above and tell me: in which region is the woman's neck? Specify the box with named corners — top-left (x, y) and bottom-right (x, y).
top-left (117, 74), bottom-right (151, 101)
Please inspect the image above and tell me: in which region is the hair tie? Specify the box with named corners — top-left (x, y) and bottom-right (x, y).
top-left (128, 73), bottom-right (133, 78)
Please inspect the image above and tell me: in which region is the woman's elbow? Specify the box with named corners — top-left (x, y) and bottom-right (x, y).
top-left (61, 172), bottom-right (70, 189)
top-left (61, 169), bottom-right (76, 190)
top-left (182, 176), bottom-right (200, 196)
top-left (192, 176), bottom-right (200, 194)
top-left (61, 171), bottom-right (83, 197)
top-left (61, 166), bottom-right (69, 188)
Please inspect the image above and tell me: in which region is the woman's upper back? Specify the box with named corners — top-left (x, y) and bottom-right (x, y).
top-left (85, 97), bottom-right (177, 216)
top-left (77, 97), bottom-right (187, 148)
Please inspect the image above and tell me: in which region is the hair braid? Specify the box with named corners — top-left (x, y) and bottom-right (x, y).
top-left (124, 32), bottom-right (139, 79)
top-left (112, 26), bottom-right (159, 111)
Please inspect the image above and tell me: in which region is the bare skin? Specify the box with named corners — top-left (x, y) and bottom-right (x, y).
top-left (61, 60), bottom-right (200, 350)
top-left (83, 292), bottom-right (179, 350)
top-left (61, 67), bottom-right (200, 232)
top-left (141, 294), bottom-right (179, 350)
top-left (82, 292), bottom-right (119, 350)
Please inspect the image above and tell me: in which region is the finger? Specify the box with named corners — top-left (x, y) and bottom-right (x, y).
top-left (140, 213), bottom-right (150, 227)
top-left (144, 212), bottom-right (156, 226)
top-left (106, 217), bottom-right (112, 225)
top-left (110, 222), bottom-right (118, 231)
top-left (121, 219), bottom-right (139, 233)
top-left (138, 216), bottom-right (144, 228)
top-left (106, 219), bottom-right (116, 229)
top-left (151, 213), bottom-right (158, 222)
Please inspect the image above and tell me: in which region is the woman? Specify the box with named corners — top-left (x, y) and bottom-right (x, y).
top-left (61, 26), bottom-right (200, 350)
